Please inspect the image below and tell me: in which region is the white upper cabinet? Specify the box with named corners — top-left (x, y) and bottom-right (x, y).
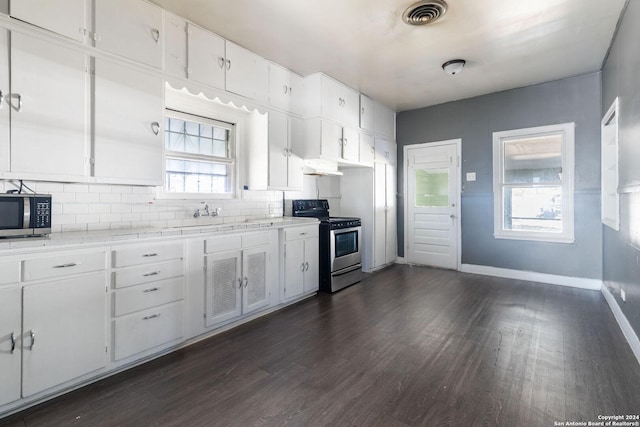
top-left (10, 32), bottom-right (88, 179)
top-left (360, 94), bottom-right (374, 131)
top-left (93, 59), bottom-right (163, 185)
top-left (373, 101), bottom-right (396, 139)
top-left (375, 137), bottom-right (396, 165)
top-left (163, 11), bottom-right (187, 78)
top-left (225, 41), bottom-right (268, 103)
top-left (267, 112), bottom-right (303, 190)
top-left (0, 29), bottom-right (9, 173)
top-left (304, 73), bottom-right (360, 127)
top-left (360, 133), bottom-right (375, 167)
top-left (269, 62), bottom-right (303, 114)
top-left (187, 23), bottom-right (225, 90)
top-left (94, 0), bottom-right (163, 68)
top-left (10, 0), bottom-right (88, 43)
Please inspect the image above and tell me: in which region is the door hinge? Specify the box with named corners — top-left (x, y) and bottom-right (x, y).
top-left (105, 346), bottom-right (108, 353)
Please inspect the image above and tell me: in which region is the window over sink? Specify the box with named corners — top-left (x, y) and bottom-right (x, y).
top-left (163, 110), bottom-right (236, 197)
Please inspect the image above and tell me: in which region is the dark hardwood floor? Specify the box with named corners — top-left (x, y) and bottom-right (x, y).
top-left (3, 265), bottom-right (640, 427)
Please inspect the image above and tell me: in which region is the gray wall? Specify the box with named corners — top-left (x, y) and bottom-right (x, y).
top-left (397, 73), bottom-right (602, 279)
top-left (601, 0), bottom-right (640, 335)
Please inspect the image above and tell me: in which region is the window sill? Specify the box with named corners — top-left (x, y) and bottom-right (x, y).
top-left (493, 232), bottom-right (575, 244)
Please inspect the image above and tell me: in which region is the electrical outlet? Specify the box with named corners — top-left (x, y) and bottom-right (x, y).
top-left (621, 289), bottom-right (626, 302)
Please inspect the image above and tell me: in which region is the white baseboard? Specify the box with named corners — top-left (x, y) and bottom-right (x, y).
top-left (459, 263), bottom-right (603, 291)
top-left (601, 284), bottom-right (640, 365)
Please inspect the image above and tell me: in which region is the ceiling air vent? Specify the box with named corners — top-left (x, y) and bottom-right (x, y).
top-left (402, 0), bottom-right (448, 26)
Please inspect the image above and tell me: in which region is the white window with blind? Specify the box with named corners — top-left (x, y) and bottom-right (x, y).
top-left (163, 110), bottom-right (236, 198)
top-left (492, 123), bottom-right (575, 243)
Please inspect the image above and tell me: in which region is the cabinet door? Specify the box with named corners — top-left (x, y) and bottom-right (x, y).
top-left (11, 0), bottom-right (87, 43)
top-left (0, 286), bottom-right (21, 406)
top-left (268, 62), bottom-right (291, 112)
top-left (373, 162), bottom-right (387, 268)
top-left (375, 137), bottom-right (396, 165)
top-left (341, 86), bottom-right (360, 128)
top-left (187, 24), bottom-right (225, 90)
top-left (22, 272), bottom-right (107, 397)
top-left (320, 76), bottom-right (343, 123)
top-left (268, 111), bottom-right (289, 188)
top-left (360, 94), bottom-right (374, 131)
top-left (287, 117), bottom-right (304, 190)
top-left (226, 41), bottom-right (268, 101)
top-left (11, 33), bottom-right (88, 179)
top-left (303, 238), bottom-right (319, 293)
top-left (94, 0), bottom-right (163, 68)
top-left (360, 133), bottom-right (375, 167)
top-left (94, 58), bottom-right (163, 185)
top-left (283, 239), bottom-right (305, 300)
top-left (374, 101), bottom-right (396, 139)
top-left (320, 120), bottom-right (343, 161)
top-left (164, 11), bottom-right (187, 78)
top-left (342, 126), bottom-right (360, 162)
top-left (205, 251), bottom-right (242, 327)
top-left (0, 28), bottom-right (9, 172)
top-left (385, 164), bottom-right (397, 264)
top-left (242, 247), bottom-right (270, 314)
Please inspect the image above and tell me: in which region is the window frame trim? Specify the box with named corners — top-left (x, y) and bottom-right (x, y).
top-left (492, 122), bottom-right (575, 244)
top-left (159, 109), bottom-right (238, 200)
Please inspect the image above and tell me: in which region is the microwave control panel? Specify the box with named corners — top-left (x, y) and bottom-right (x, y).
top-left (33, 197), bottom-right (52, 228)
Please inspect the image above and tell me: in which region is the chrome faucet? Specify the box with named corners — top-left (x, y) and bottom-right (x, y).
top-left (193, 203), bottom-right (220, 218)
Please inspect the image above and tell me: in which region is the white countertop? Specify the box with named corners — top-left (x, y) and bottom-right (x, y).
top-left (0, 217), bottom-right (319, 251)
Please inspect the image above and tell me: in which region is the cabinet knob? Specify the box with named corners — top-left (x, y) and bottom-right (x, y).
top-left (10, 332), bottom-right (15, 353)
top-left (283, 85), bottom-right (288, 94)
top-left (217, 57), bottom-right (225, 69)
top-left (151, 122), bottom-right (160, 136)
top-left (227, 59), bottom-right (231, 70)
top-left (29, 330), bottom-right (35, 351)
top-left (0, 90), bottom-right (3, 109)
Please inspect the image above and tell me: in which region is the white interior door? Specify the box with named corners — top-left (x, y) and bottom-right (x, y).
top-left (406, 141), bottom-right (459, 269)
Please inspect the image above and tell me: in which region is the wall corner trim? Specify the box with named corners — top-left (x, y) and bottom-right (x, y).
top-left (601, 283), bottom-right (640, 365)
top-left (459, 264), bottom-right (603, 291)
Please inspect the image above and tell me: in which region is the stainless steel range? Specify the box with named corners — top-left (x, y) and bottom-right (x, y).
top-left (292, 200), bottom-right (363, 293)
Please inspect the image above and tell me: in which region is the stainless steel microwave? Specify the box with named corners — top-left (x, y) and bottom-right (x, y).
top-left (0, 194), bottom-right (52, 237)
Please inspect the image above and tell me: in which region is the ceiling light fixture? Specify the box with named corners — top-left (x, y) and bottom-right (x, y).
top-left (442, 59), bottom-right (465, 75)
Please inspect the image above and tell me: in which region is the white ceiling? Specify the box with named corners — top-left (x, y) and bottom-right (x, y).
top-left (151, 0), bottom-right (626, 112)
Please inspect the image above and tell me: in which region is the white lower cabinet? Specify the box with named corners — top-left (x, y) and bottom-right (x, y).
top-left (0, 286), bottom-right (21, 407)
top-left (0, 251), bottom-right (108, 408)
top-left (204, 232), bottom-right (272, 328)
top-left (110, 242), bottom-right (185, 362)
top-left (282, 225), bottom-right (319, 302)
top-left (22, 272), bottom-right (107, 397)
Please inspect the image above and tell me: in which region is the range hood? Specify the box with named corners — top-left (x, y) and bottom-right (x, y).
top-left (303, 159), bottom-right (343, 176)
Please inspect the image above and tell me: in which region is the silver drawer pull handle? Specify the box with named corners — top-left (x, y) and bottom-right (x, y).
top-left (53, 262), bottom-right (77, 269)
top-left (143, 314), bottom-right (160, 320)
top-left (143, 287), bottom-right (159, 293)
top-left (142, 253), bottom-right (158, 258)
top-left (143, 271), bottom-right (160, 277)
top-left (30, 330), bottom-right (35, 350)
top-left (10, 332), bottom-right (15, 353)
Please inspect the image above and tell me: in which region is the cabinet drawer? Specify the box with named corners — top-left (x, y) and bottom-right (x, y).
top-left (242, 232), bottom-right (270, 248)
top-left (0, 262), bottom-right (19, 285)
top-left (284, 226), bottom-right (319, 242)
top-left (112, 243), bottom-right (183, 268)
top-left (113, 301), bottom-right (184, 361)
top-left (22, 251), bottom-right (105, 282)
top-left (113, 259), bottom-right (183, 289)
top-left (114, 277), bottom-right (183, 317)
top-left (205, 235), bottom-right (242, 254)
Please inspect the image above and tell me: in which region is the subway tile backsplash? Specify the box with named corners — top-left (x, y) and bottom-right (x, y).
top-left (0, 180), bottom-right (285, 233)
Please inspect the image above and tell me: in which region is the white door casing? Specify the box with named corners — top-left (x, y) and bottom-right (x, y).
top-left (405, 140), bottom-right (461, 270)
